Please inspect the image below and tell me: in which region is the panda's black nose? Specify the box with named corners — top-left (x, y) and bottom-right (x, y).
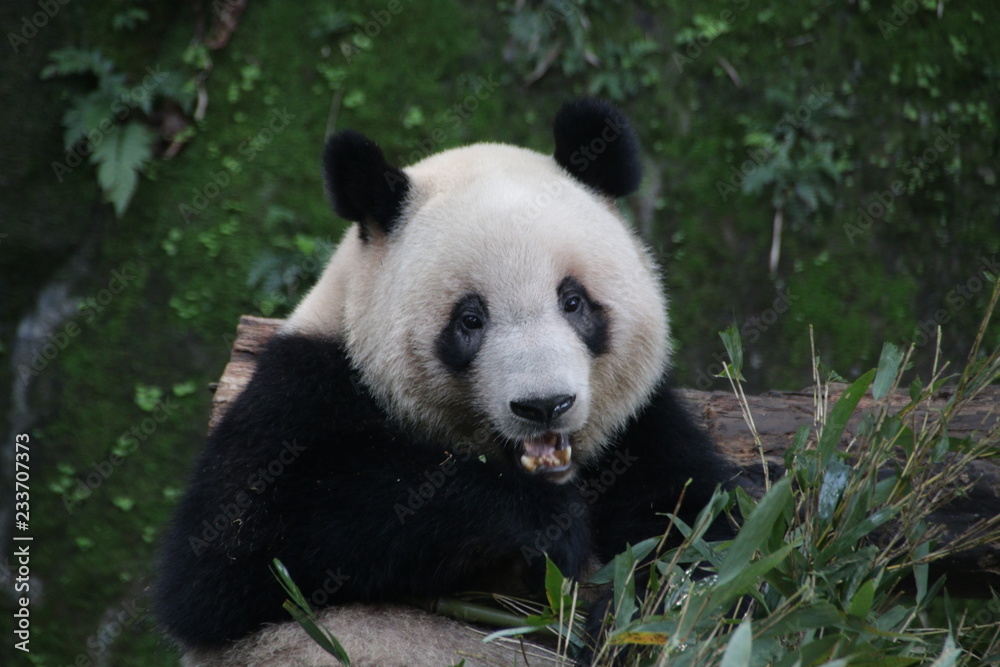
top-left (510, 395), bottom-right (576, 424)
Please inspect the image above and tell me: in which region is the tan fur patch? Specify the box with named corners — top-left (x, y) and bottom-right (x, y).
top-left (181, 604), bottom-right (567, 666)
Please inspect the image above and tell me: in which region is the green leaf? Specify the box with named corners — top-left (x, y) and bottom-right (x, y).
top-left (544, 556), bottom-right (568, 613)
top-left (172, 381), bottom-right (197, 397)
top-left (913, 538), bottom-right (930, 605)
top-left (281, 600), bottom-right (351, 665)
top-left (818, 369), bottom-right (875, 467)
top-left (715, 542), bottom-right (796, 607)
top-left (872, 342), bottom-right (905, 400)
top-left (271, 559), bottom-right (350, 665)
top-left (613, 544), bottom-right (636, 630)
top-left (847, 579), bottom-right (876, 618)
top-left (757, 602), bottom-right (847, 639)
top-left (928, 635), bottom-right (960, 667)
top-left (818, 460), bottom-right (850, 521)
top-left (91, 122), bottom-right (156, 218)
top-left (111, 496), bottom-right (134, 512)
top-left (717, 477), bottom-right (792, 587)
top-left (720, 620), bottom-right (752, 667)
top-left (588, 536), bottom-right (660, 585)
top-left (820, 507), bottom-right (898, 564)
top-left (481, 625), bottom-right (549, 643)
top-left (134, 384), bottom-right (163, 412)
top-left (41, 48), bottom-right (115, 79)
top-left (718, 324), bottom-right (745, 380)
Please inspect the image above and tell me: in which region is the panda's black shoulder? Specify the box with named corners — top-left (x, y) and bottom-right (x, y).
top-left (583, 381), bottom-right (734, 561)
top-left (211, 333), bottom-right (383, 450)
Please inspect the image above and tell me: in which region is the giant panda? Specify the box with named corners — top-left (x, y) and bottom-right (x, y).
top-left (154, 99), bottom-right (732, 666)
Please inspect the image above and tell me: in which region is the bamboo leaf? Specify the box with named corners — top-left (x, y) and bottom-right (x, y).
top-left (818, 460), bottom-right (850, 521)
top-left (720, 620), bottom-right (753, 667)
top-left (613, 543), bottom-right (636, 630)
top-left (819, 369), bottom-right (875, 467)
top-left (873, 342), bottom-right (905, 399)
top-left (270, 559), bottom-right (350, 665)
top-left (718, 324), bottom-right (746, 381)
top-left (847, 579), bottom-right (876, 618)
top-left (609, 631), bottom-right (669, 645)
top-left (718, 477), bottom-right (792, 587)
top-left (928, 636), bottom-right (960, 667)
top-left (281, 601), bottom-right (351, 665)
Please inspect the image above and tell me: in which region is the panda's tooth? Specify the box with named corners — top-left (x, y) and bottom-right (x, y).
top-left (555, 445), bottom-right (572, 465)
top-left (520, 454), bottom-right (538, 472)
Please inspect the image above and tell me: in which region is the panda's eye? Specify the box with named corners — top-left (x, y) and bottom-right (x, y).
top-left (461, 314), bottom-right (483, 330)
top-left (562, 295), bottom-right (583, 314)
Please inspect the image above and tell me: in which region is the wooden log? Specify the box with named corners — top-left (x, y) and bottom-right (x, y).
top-left (209, 315), bottom-right (1000, 594)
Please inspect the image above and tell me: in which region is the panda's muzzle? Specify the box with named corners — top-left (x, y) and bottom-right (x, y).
top-left (509, 395), bottom-right (576, 474)
top-left (519, 432), bottom-right (572, 474)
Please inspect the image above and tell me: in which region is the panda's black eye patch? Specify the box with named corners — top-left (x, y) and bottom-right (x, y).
top-left (558, 277), bottom-right (609, 356)
top-left (437, 294), bottom-right (488, 373)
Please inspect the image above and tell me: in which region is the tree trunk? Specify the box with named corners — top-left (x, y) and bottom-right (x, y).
top-left (209, 315), bottom-right (1000, 595)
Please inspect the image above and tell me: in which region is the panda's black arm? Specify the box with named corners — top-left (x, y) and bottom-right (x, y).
top-left (154, 334), bottom-right (591, 647)
top-left (584, 381), bottom-right (735, 564)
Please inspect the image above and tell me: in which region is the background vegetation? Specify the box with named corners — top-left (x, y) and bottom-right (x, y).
top-left (0, 0), bottom-right (997, 664)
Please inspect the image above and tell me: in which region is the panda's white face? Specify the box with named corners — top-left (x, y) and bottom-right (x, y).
top-left (287, 143), bottom-right (669, 482)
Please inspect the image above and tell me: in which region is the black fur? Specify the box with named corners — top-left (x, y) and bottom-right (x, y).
top-left (553, 99), bottom-right (643, 198)
top-left (559, 276), bottom-right (609, 356)
top-left (436, 293), bottom-right (489, 373)
top-left (323, 130), bottom-right (410, 240)
top-left (154, 334), bottom-right (732, 649)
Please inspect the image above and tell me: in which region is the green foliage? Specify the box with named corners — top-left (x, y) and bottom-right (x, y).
top-left (42, 47), bottom-right (171, 218)
top-left (499, 0), bottom-right (660, 99)
top-left (501, 282), bottom-right (1000, 665)
top-left (133, 383), bottom-right (163, 412)
top-left (93, 121), bottom-right (157, 218)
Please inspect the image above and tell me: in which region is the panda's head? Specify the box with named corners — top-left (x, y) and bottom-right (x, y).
top-left (285, 99), bottom-right (670, 483)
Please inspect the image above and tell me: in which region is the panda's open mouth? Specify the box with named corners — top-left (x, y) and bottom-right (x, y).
top-left (519, 432), bottom-right (572, 474)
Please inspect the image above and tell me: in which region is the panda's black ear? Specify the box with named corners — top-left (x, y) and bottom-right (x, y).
top-left (552, 98), bottom-right (642, 198)
top-left (322, 130), bottom-right (410, 241)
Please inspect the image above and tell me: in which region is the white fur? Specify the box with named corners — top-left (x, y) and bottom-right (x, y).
top-left (286, 143), bottom-right (669, 465)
